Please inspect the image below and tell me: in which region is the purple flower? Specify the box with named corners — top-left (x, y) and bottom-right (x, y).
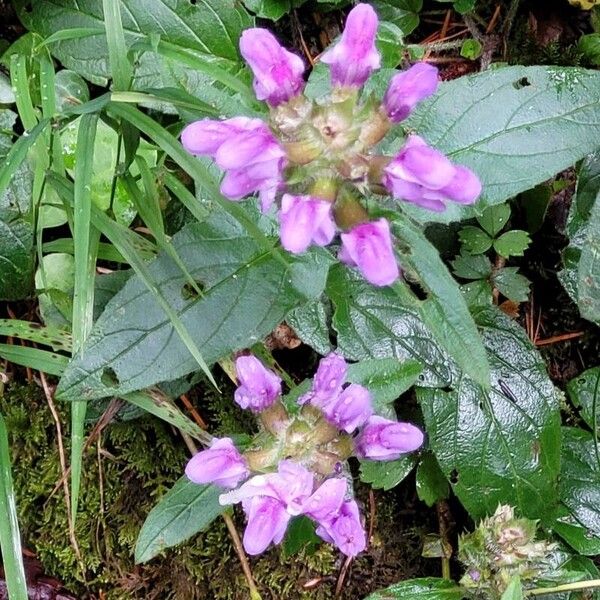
top-left (315, 499), bottom-right (366, 557)
top-left (320, 383), bottom-right (373, 433)
top-left (302, 477), bottom-right (347, 522)
top-left (339, 218), bottom-right (400, 287)
top-left (279, 195), bottom-right (336, 254)
top-left (234, 355), bottom-right (282, 412)
top-left (181, 117), bottom-right (286, 212)
top-left (240, 28), bottom-right (305, 107)
top-left (299, 353), bottom-right (347, 407)
top-left (383, 63), bottom-right (439, 123)
top-left (384, 135), bottom-right (481, 212)
top-left (185, 437), bottom-right (249, 488)
top-left (242, 495), bottom-right (290, 555)
top-left (356, 415), bottom-right (424, 461)
top-left (320, 4), bottom-right (381, 88)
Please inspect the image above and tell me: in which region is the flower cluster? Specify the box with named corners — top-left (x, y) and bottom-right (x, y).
top-left (185, 353), bottom-right (423, 557)
top-left (181, 4), bottom-right (481, 287)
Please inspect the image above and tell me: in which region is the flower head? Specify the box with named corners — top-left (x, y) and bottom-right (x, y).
top-left (383, 63), bottom-right (439, 123)
top-left (240, 28), bottom-right (305, 107)
top-left (339, 218), bottom-right (400, 286)
top-left (279, 195), bottom-right (336, 254)
top-left (320, 3), bottom-right (381, 88)
top-left (356, 415), bottom-right (424, 461)
top-left (234, 355), bottom-right (282, 412)
top-left (185, 437), bottom-right (249, 488)
top-left (384, 135), bottom-right (481, 211)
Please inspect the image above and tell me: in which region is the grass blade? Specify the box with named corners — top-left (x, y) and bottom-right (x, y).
top-left (102, 0), bottom-right (133, 91)
top-left (0, 344), bottom-right (68, 375)
top-left (0, 319), bottom-right (72, 351)
top-left (0, 405), bottom-right (28, 600)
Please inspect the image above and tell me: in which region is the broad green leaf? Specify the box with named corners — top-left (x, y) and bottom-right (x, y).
top-left (405, 66), bottom-right (600, 224)
top-left (287, 299), bottom-right (332, 356)
top-left (451, 252), bottom-right (492, 280)
top-left (363, 577), bottom-right (464, 599)
top-left (493, 230), bottom-right (531, 258)
top-left (460, 280), bottom-right (493, 308)
top-left (579, 33), bottom-right (600, 66)
top-left (243, 0), bottom-right (290, 20)
top-left (393, 214), bottom-right (490, 388)
top-left (577, 183), bottom-right (600, 323)
top-left (500, 577), bottom-right (523, 600)
top-left (416, 453), bottom-right (449, 507)
top-left (377, 21), bottom-right (404, 68)
top-left (371, 0), bottom-right (422, 35)
top-left (0, 210), bottom-right (34, 300)
top-left (567, 367), bottom-right (600, 432)
top-left (56, 211), bottom-right (333, 402)
top-left (283, 516), bottom-right (320, 557)
top-left (0, 412), bottom-right (28, 600)
top-left (477, 204), bottom-right (510, 237)
top-left (492, 267), bottom-right (531, 303)
top-left (458, 226), bottom-right (492, 254)
top-left (417, 307), bottom-right (561, 521)
top-left (359, 455), bottom-right (417, 491)
top-left (347, 358), bottom-right (422, 418)
top-left (327, 265), bottom-right (458, 388)
top-left (54, 70), bottom-right (90, 113)
top-left (553, 427), bottom-right (600, 555)
top-left (35, 252), bottom-right (75, 327)
top-left (135, 478), bottom-right (224, 563)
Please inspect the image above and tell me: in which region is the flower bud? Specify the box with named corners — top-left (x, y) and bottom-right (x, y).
top-left (356, 415), bottom-right (424, 460)
top-left (339, 218), bottom-right (400, 287)
top-left (234, 355), bottom-right (282, 412)
top-left (320, 4), bottom-right (381, 88)
top-left (299, 353), bottom-right (347, 407)
top-left (320, 383), bottom-right (373, 433)
top-left (185, 437), bottom-right (249, 488)
top-left (315, 499), bottom-right (366, 557)
top-left (240, 28), bottom-right (305, 107)
top-left (383, 63), bottom-right (439, 123)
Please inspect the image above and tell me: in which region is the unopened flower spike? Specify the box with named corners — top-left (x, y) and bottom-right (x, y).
top-left (185, 352), bottom-right (423, 558)
top-left (181, 2), bottom-right (482, 288)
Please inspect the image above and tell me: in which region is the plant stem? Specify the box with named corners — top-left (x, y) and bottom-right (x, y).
top-left (527, 579), bottom-right (600, 596)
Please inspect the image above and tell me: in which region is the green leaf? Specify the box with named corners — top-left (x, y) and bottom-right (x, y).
top-left (371, 0), bottom-right (422, 35)
top-left (347, 358), bottom-right (423, 418)
top-left (0, 343), bottom-right (69, 376)
top-left (493, 230), bottom-right (531, 258)
top-left (54, 70), bottom-right (90, 113)
top-left (460, 39), bottom-right (482, 60)
top-left (0, 412), bottom-right (28, 600)
top-left (377, 21), bottom-right (405, 68)
top-left (359, 455), bottom-right (417, 491)
top-left (0, 210), bottom-right (34, 300)
top-left (404, 66), bottom-right (600, 224)
top-left (577, 182), bottom-right (600, 324)
top-left (579, 33), bottom-right (600, 66)
top-left (492, 267), bottom-right (531, 303)
top-left (416, 453), bottom-right (449, 507)
top-left (363, 577), bottom-right (464, 600)
top-left (417, 307), bottom-right (561, 521)
top-left (283, 516), bottom-right (320, 557)
top-left (567, 367), bottom-right (600, 433)
top-left (243, 0), bottom-right (290, 20)
top-left (458, 226), bottom-right (493, 254)
top-left (451, 252), bottom-right (492, 280)
top-left (326, 265), bottom-right (458, 388)
top-left (56, 211), bottom-right (333, 402)
top-left (477, 204), bottom-right (511, 237)
top-left (393, 214), bottom-right (490, 389)
top-left (553, 427), bottom-right (600, 555)
top-left (135, 478), bottom-right (225, 563)
top-left (0, 319), bottom-right (72, 352)
top-left (500, 576), bottom-right (523, 600)
top-left (460, 280), bottom-right (493, 308)
top-left (287, 299), bottom-right (332, 356)
top-left (35, 253), bottom-right (75, 327)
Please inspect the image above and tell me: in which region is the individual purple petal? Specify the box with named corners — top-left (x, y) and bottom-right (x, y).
top-left (298, 353), bottom-right (348, 407)
top-left (302, 477), bottom-right (347, 522)
top-left (356, 415), bottom-right (424, 461)
top-left (339, 219), bottom-right (400, 287)
top-left (185, 437), bottom-right (249, 488)
top-left (240, 28), bottom-right (305, 107)
top-left (321, 383), bottom-right (373, 433)
top-left (242, 495), bottom-right (291, 555)
top-left (215, 126), bottom-right (284, 171)
top-left (439, 165), bottom-right (482, 204)
top-left (320, 4), bottom-right (381, 88)
top-left (279, 195), bottom-right (336, 254)
top-left (180, 117), bottom-right (261, 156)
top-left (316, 499), bottom-right (366, 557)
top-left (234, 355), bottom-right (282, 412)
top-left (383, 63), bottom-right (439, 123)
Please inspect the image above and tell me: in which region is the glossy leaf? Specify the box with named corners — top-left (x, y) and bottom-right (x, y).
top-left (416, 453), bottom-right (449, 507)
top-left (135, 477), bottom-right (224, 563)
top-left (363, 577), bottom-right (464, 600)
top-left (0, 210), bottom-right (34, 300)
top-left (359, 455), bottom-right (418, 491)
top-left (493, 230), bottom-right (531, 258)
top-left (458, 226), bottom-right (492, 255)
top-left (577, 182), bottom-right (600, 324)
top-left (287, 299), bottom-right (332, 356)
top-left (567, 367), bottom-right (600, 433)
top-left (477, 204), bottom-right (510, 237)
top-left (404, 66), bottom-right (600, 224)
top-left (451, 253), bottom-right (492, 280)
top-left (371, 0), bottom-right (422, 35)
top-left (417, 308), bottom-right (561, 520)
top-left (327, 265), bottom-right (458, 388)
top-left (492, 268), bottom-right (531, 303)
top-left (56, 211), bottom-right (333, 402)
top-left (283, 516), bottom-right (320, 557)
